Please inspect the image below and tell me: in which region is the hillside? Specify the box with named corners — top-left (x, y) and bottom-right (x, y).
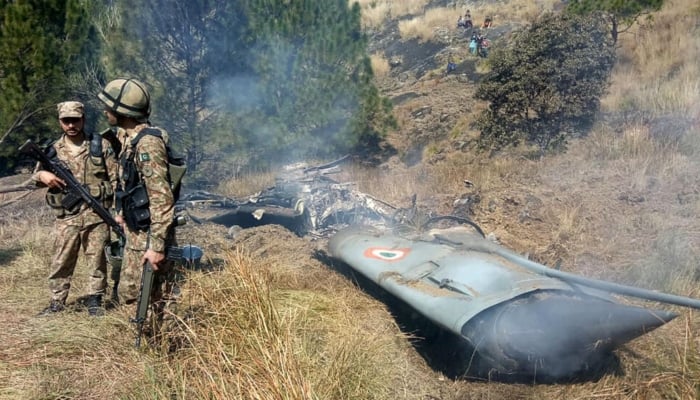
top-left (1, 1), bottom-right (699, 399)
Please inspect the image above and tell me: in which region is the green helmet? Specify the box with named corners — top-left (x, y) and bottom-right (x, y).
top-left (98, 78), bottom-right (151, 120)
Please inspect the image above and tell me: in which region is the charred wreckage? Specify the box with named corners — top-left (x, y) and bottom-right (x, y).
top-left (179, 158), bottom-right (700, 383)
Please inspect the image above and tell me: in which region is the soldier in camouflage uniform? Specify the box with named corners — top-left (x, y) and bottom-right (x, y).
top-left (34, 101), bottom-right (119, 316)
top-left (97, 79), bottom-right (177, 311)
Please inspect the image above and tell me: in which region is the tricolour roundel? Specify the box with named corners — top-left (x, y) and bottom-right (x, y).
top-left (363, 247), bottom-right (411, 261)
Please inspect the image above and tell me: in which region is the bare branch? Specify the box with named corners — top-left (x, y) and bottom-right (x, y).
top-left (0, 187), bottom-right (37, 208)
top-left (0, 87), bottom-right (49, 145)
top-left (0, 178), bottom-right (37, 194)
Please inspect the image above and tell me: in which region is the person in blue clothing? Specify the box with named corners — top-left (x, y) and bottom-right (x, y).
top-left (469, 32), bottom-right (479, 55)
top-left (446, 56), bottom-right (457, 74)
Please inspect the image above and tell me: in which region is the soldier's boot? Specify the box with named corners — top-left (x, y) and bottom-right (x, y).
top-left (86, 295), bottom-right (104, 317)
top-left (39, 300), bottom-right (65, 316)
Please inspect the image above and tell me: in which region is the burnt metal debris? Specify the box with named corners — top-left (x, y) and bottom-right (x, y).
top-left (179, 159), bottom-right (700, 382)
top-left (179, 156), bottom-right (401, 238)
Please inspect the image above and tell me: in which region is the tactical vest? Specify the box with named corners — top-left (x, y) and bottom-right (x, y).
top-left (117, 127), bottom-right (185, 232)
top-left (45, 133), bottom-right (115, 218)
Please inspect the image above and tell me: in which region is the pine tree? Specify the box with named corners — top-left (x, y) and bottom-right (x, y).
top-left (106, 0), bottom-right (394, 175)
top-left (105, 0), bottom-right (250, 172)
top-left (237, 0), bottom-right (394, 163)
top-left (0, 0), bottom-right (101, 173)
top-left (567, 0), bottom-right (663, 43)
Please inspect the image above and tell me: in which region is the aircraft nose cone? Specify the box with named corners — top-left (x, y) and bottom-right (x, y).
top-left (461, 291), bottom-right (678, 381)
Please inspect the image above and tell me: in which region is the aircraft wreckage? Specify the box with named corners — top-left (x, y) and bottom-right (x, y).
top-left (181, 158), bottom-right (700, 382)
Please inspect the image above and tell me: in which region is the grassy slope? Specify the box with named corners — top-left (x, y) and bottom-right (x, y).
top-left (1, 0), bottom-right (699, 399)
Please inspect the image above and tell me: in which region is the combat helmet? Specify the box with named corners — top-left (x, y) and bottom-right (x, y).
top-left (98, 78), bottom-right (151, 120)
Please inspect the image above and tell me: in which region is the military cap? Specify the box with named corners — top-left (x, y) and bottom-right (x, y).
top-left (57, 101), bottom-right (85, 119)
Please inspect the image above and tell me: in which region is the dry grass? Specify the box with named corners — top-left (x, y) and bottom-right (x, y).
top-left (0, 210), bottom-right (416, 399)
top-left (356, 0), bottom-right (562, 35)
top-left (152, 249), bottom-right (405, 399)
top-left (398, 7), bottom-right (455, 42)
top-left (215, 169), bottom-right (277, 198)
top-left (551, 203), bottom-right (585, 243)
top-left (340, 163), bottom-right (428, 206)
top-left (585, 123), bottom-right (697, 193)
top-left (337, 144), bottom-right (543, 212)
top-left (356, 0), bottom-right (430, 29)
top-left (358, 2), bottom-right (390, 29)
top-left (602, 0), bottom-right (700, 117)
top-left (2, 0), bottom-right (700, 398)
top-left (390, 0), bottom-right (560, 42)
top-left (370, 52), bottom-right (391, 77)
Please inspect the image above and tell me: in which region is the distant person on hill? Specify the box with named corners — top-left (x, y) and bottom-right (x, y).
top-left (34, 101), bottom-right (119, 316)
top-left (469, 32), bottom-right (479, 54)
top-left (464, 11), bottom-right (473, 29)
top-left (446, 56), bottom-right (457, 74)
top-left (457, 15), bottom-right (466, 29)
top-left (478, 35), bottom-right (490, 57)
top-left (482, 16), bottom-right (493, 28)
top-left (458, 12), bottom-right (473, 30)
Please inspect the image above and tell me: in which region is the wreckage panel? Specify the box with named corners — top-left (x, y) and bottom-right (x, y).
top-left (329, 228), bottom-right (575, 333)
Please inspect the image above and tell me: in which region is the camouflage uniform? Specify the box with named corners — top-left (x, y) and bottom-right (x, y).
top-left (116, 124), bottom-right (176, 304)
top-left (34, 124), bottom-right (119, 305)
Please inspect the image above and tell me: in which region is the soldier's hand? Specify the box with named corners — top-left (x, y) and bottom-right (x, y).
top-left (142, 248), bottom-right (165, 271)
top-left (36, 171), bottom-right (66, 189)
top-left (115, 215), bottom-right (126, 230)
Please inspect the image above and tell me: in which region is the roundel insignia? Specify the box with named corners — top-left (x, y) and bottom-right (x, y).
top-left (363, 247), bottom-right (411, 261)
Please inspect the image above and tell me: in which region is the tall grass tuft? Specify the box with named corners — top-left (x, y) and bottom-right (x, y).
top-left (398, 8), bottom-right (453, 42)
top-left (357, 0), bottom-right (429, 29)
top-left (154, 249), bottom-right (401, 399)
top-left (216, 169), bottom-right (277, 198)
top-left (370, 52), bottom-right (391, 77)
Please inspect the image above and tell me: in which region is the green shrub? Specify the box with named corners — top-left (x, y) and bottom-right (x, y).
top-left (475, 12), bottom-right (616, 156)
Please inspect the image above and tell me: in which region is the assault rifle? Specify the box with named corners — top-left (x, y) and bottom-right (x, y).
top-left (19, 139), bottom-right (125, 239)
top-left (132, 216), bottom-right (185, 348)
top-left (133, 259), bottom-right (155, 348)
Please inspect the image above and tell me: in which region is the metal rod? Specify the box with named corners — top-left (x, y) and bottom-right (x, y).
top-left (484, 243), bottom-right (700, 310)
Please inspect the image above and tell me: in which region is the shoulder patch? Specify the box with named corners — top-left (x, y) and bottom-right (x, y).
top-left (139, 152), bottom-right (151, 162)
top-left (142, 165), bottom-right (154, 177)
